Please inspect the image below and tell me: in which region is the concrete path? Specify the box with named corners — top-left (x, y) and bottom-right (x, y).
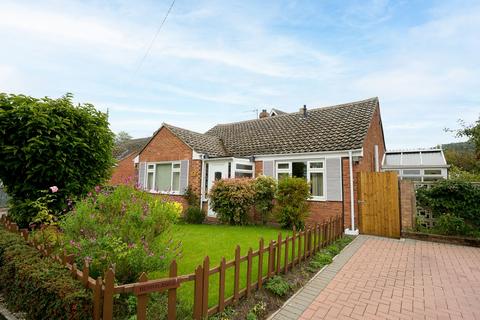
top-left (270, 235), bottom-right (480, 320)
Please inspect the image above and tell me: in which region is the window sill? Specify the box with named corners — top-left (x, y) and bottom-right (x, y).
top-left (147, 190), bottom-right (181, 196)
top-left (308, 197), bottom-right (326, 202)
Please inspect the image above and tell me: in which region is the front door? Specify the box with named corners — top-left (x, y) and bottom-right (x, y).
top-left (207, 162), bottom-right (229, 217)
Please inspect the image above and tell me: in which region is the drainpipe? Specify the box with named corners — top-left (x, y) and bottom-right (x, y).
top-left (199, 156), bottom-right (206, 208)
top-left (345, 150), bottom-right (359, 235)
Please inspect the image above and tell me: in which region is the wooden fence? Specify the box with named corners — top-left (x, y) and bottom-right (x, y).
top-left (0, 215), bottom-right (343, 320)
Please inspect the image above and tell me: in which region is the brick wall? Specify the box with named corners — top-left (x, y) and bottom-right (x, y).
top-left (399, 180), bottom-right (416, 230)
top-left (307, 201), bottom-right (343, 226)
top-left (255, 161), bottom-right (263, 177)
top-left (109, 152), bottom-right (137, 185)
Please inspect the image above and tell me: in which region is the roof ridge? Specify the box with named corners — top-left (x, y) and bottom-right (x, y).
top-left (163, 122), bottom-right (220, 138)
top-left (208, 97), bottom-right (378, 129)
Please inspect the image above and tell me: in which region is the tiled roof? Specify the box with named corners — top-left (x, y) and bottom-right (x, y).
top-left (206, 97), bottom-right (379, 157)
top-left (113, 137), bottom-right (150, 160)
top-left (163, 124), bottom-right (227, 157)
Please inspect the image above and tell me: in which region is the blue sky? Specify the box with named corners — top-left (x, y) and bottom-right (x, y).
top-left (1, 0), bottom-right (479, 149)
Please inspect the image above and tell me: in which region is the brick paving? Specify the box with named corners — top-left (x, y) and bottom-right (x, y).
top-left (272, 236), bottom-right (480, 320)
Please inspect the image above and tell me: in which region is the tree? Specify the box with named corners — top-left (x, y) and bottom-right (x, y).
top-left (451, 116), bottom-right (480, 159)
top-left (0, 93), bottom-right (114, 226)
top-left (114, 131), bottom-right (132, 145)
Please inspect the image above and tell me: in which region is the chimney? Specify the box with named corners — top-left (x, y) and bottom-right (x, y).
top-left (259, 109), bottom-right (269, 119)
top-left (299, 105), bottom-right (307, 118)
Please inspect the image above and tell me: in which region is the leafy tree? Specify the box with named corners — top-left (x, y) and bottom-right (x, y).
top-left (0, 93), bottom-right (114, 226)
top-left (114, 130), bottom-right (132, 144)
top-left (274, 177), bottom-right (310, 230)
top-left (444, 149), bottom-right (479, 173)
top-left (449, 116), bottom-right (480, 159)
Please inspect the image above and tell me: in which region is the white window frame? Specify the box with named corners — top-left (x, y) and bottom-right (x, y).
top-left (145, 161), bottom-right (181, 194)
top-left (275, 160), bottom-right (326, 201)
top-left (307, 161), bottom-right (326, 201)
top-left (233, 160), bottom-right (254, 178)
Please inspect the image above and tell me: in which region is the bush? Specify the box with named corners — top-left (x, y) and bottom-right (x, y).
top-left (275, 177), bottom-right (310, 229)
top-left (264, 275), bottom-right (291, 297)
top-left (0, 227), bottom-right (93, 319)
top-left (434, 213), bottom-right (468, 236)
top-left (209, 178), bottom-right (255, 225)
top-left (326, 244), bottom-right (340, 256)
top-left (253, 176), bottom-right (277, 224)
top-left (416, 180), bottom-right (480, 227)
top-left (184, 206), bottom-right (206, 224)
top-left (59, 185), bottom-right (181, 283)
top-left (308, 253), bottom-right (333, 272)
top-left (0, 93), bottom-right (114, 227)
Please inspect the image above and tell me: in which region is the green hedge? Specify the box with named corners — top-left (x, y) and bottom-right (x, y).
top-left (0, 227), bottom-right (93, 320)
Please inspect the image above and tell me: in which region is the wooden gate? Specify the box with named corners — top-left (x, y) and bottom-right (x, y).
top-left (358, 171), bottom-right (400, 238)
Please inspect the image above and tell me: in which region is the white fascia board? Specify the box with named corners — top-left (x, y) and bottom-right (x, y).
top-left (133, 155), bottom-right (140, 164)
top-left (254, 149), bottom-right (363, 161)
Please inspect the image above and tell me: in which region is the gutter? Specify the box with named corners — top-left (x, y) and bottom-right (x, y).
top-left (345, 150), bottom-right (359, 235)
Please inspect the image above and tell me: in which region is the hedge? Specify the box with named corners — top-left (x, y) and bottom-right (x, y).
top-left (0, 226), bottom-right (93, 320)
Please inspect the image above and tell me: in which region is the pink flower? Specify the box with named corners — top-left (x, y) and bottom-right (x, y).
top-left (95, 185), bottom-right (101, 193)
top-left (49, 186), bottom-right (59, 193)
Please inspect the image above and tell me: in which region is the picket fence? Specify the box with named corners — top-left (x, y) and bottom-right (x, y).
top-left (0, 215), bottom-right (343, 320)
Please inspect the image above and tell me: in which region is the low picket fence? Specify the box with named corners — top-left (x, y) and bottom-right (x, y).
top-left (0, 215), bottom-right (343, 320)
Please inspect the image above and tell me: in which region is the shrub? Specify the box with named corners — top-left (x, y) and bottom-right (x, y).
top-left (308, 253), bottom-right (332, 272)
top-left (326, 244), bottom-right (340, 256)
top-left (265, 275), bottom-right (291, 297)
top-left (253, 176), bottom-right (277, 224)
top-left (59, 185), bottom-right (181, 283)
top-left (246, 312), bottom-right (257, 320)
top-left (184, 185), bottom-right (199, 206)
top-left (434, 213), bottom-right (468, 236)
top-left (209, 178), bottom-right (255, 225)
top-left (275, 177), bottom-right (310, 229)
top-left (0, 227), bottom-right (93, 319)
top-left (0, 93), bottom-right (114, 227)
top-left (184, 206), bottom-right (206, 224)
top-left (416, 180), bottom-right (480, 227)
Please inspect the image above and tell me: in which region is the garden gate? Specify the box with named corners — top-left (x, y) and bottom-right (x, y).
top-left (358, 171), bottom-right (400, 238)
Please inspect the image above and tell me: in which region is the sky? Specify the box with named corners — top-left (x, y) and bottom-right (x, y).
top-left (0, 0), bottom-right (479, 149)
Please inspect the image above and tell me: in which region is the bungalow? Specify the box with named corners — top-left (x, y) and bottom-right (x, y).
top-left (118, 97), bottom-right (386, 234)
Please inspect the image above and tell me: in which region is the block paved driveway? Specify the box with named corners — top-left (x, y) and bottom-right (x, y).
top-left (271, 236), bottom-right (480, 320)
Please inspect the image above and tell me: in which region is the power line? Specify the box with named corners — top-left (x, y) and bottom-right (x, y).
top-left (133, 0), bottom-right (176, 76)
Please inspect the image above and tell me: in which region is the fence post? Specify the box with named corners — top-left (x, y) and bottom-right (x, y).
top-left (82, 260), bottom-right (90, 288)
top-left (276, 233), bottom-right (282, 274)
top-left (93, 276), bottom-right (102, 320)
top-left (303, 230), bottom-right (307, 260)
top-left (233, 246), bottom-right (241, 303)
top-left (257, 238), bottom-right (264, 289)
top-left (284, 235), bottom-right (289, 273)
top-left (103, 268), bottom-right (115, 320)
top-left (218, 258), bottom-right (226, 313)
top-left (246, 248), bottom-right (253, 297)
top-left (193, 265), bottom-right (203, 320)
top-left (202, 256), bottom-right (210, 317)
top-left (297, 231), bottom-right (302, 263)
top-left (267, 241), bottom-right (274, 277)
top-left (168, 260), bottom-right (177, 320)
top-left (291, 230), bottom-right (296, 267)
top-left (137, 273), bottom-right (149, 320)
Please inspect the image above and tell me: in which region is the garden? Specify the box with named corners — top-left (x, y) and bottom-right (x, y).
top-left (0, 93), bottom-right (348, 319)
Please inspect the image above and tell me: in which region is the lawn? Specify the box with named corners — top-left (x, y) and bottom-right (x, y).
top-left (151, 224), bottom-right (293, 310)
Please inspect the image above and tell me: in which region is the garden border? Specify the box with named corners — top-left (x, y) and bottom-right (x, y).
top-left (402, 231), bottom-right (480, 247)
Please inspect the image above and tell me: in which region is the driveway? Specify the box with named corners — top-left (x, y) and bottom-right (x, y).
top-left (271, 236), bottom-right (480, 320)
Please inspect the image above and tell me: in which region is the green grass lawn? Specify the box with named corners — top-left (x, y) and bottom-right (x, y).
top-left (150, 224), bottom-right (293, 310)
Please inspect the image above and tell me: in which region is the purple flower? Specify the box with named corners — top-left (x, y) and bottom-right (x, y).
top-left (95, 186), bottom-right (101, 193)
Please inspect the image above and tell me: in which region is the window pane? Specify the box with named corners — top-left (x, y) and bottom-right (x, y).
top-left (292, 162), bottom-right (307, 178)
top-left (424, 169), bottom-right (441, 175)
top-left (147, 172), bottom-right (154, 190)
top-left (423, 176), bottom-right (443, 181)
top-left (236, 163), bottom-right (253, 170)
top-left (172, 172), bottom-right (180, 191)
top-left (155, 163), bottom-right (172, 191)
top-left (173, 163), bottom-right (180, 169)
top-left (310, 172), bottom-right (324, 197)
top-left (214, 172), bottom-right (222, 181)
top-left (403, 169), bottom-right (420, 175)
top-left (235, 172), bottom-right (253, 178)
top-left (148, 164), bottom-right (155, 170)
top-left (277, 172), bottom-right (289, 180)
top-left (310, 162), bottom-right (323, 169)
top-left (277, 163), bottom-right (289, 169)
top-left (402, 176), bottom-right (421, 181)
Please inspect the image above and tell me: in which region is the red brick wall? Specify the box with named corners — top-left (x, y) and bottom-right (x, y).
top-left (400, 180), bottom-right (416, 230)
top-left (255, 161), bottom-right (263, 177)
top-left (307, 201), bottom-right (343, 226)
top-left (109, 152), bottom-right (137, 185)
